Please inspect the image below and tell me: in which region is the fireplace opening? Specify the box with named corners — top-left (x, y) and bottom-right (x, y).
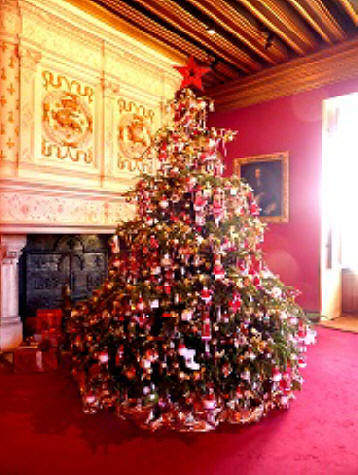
top-left (19, 234), bottom-right (111, 323)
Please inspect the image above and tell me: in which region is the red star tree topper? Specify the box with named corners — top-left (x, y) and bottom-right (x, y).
top-left (174, 56), bottom-right (211, 90)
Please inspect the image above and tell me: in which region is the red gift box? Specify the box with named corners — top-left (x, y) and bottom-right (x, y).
top-left (40, 328), bottom-right (63, 347)
top-left (36, 309), bottom-right (62, 331)
top-left (13, 346), bottom-right (58, 373)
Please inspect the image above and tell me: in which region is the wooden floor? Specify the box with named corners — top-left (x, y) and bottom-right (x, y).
top-left (319, 315), bottom-right (358, 333)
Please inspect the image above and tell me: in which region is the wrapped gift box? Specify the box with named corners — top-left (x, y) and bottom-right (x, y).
top-left (13, 345), bottom-right (58, 373)
top-left (36, 309), bottom-right (62, 331)
top-left (39, 328), bottom-right (63, 348)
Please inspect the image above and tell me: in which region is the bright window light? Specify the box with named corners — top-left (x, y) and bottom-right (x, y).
top-left (323, 94), bottom-right (358, 271)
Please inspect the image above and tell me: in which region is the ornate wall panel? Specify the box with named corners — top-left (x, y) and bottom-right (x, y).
top-left (0, 40), bottom-right (19, 166)
top-left (18, 45), bottom-right (41, 167)
top-left (41, 70), bottom-right (95, 166)
top-left (20, 2), bottom-right (103, 72)
top-left (116, 98), bottom-right (155, 175)
top-left (0, 0), bottom-right (180, 231)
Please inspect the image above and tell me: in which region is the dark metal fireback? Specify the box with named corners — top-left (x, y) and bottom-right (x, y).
top-left (19, 234), bottom-right (110, 317)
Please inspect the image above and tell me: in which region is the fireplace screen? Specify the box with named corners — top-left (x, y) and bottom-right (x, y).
top-left (20, 234), bottom-right (110, 317)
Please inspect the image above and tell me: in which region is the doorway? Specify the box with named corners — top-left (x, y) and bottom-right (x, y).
top-left (321, 93), bottom-right (358, 319)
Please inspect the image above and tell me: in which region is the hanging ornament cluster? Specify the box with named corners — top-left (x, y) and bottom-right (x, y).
top-left (66, 57), bottom-right (316, 432)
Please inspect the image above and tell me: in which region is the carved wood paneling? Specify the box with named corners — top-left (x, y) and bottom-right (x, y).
top-left (286, 0), bottom-right (346, 44)
top-left (84, 0), bottom-right (358, 90)
top-left (335, 0), bottom-right (358, 26)
top-left (186, 0), bottom-right (288, 65)
top-left (211, 36), bottom-right (358, 110)
top-left (135, 0), bottom-right (262, 73)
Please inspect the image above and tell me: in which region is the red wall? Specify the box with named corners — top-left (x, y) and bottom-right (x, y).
top-left (211, 78), bottom-right (358, 312)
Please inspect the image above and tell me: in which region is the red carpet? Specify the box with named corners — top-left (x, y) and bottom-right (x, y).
top-left (1, 327), bottom-right (358, 475)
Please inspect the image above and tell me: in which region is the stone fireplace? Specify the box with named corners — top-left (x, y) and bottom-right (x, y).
top-left (0, 0), bottom-right (179, 350)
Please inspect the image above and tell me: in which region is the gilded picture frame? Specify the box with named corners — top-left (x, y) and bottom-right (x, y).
top-left (233, 152), bottom-right (289, 223)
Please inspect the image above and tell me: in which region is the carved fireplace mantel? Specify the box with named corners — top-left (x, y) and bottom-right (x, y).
top-left (0, 179), bottom-right (136, 235)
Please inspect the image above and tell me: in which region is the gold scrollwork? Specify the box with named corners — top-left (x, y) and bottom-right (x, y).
top-left (118, 98), bottom-right (154, 121)
top-left (42, 140), bottom-right (93, 164)
top-left (42, 71), bottom-right (94, 103)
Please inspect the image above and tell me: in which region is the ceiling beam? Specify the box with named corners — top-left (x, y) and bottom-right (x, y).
top-left (134, 0), bottom-right (261, 73)
top-left (236, 0), bottom-right (318, 55)
top-left (186, 0), bottom-right (288, 64)
top-left (207, 65), bottom-right (233, 83)
top-left (334, 0), bottom-right (358, 26)
top-left (209, 35), bottom-right (358, 110)
top-left (64, 0), bottom-right (185, 63)
top-left (203, 72), bottom-right (219, 89)
top-left (214, 61), bottom-right (242, 80)
top-left (97, 0), bottom-right (208, 63)
top-left (286, 0), bottom-right (346, 43)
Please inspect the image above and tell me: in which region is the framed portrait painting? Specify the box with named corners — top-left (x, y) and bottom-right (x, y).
top-left (233, 152), bottom-right (289, 223)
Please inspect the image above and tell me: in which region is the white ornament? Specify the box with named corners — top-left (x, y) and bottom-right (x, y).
top-left (151, 299), bottom-right (159, 309)
top-left (98, 352), bottom-right (109, 364)
top-left (159, 198), bottom-right (169, 209)
top-left (271, 287), bottom-right (282, 298)
top-left (85, 394), bottom-right (96, 404)
top-left (181, 309), bottom-right (193, 321)
top-left (161, 253), bottom-right (172, 267)
top-left (304, 328), bottom-right (317, 345)
top-left (203, 395), bottom-right (216, 410)
top-left (178, 345), bottom-right (200, 371)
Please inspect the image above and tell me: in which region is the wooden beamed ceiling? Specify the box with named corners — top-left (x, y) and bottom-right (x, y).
top-left (77, 0), bottom-right (358, 93)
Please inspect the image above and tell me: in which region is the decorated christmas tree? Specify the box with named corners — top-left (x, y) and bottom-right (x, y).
top-left (67, 58), bottom-right (315, 432)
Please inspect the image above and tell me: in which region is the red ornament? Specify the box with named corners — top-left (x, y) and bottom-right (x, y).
top-left (229, 292), bottom-right (241, 312)
top-left (213, 197), bottom-right (224, 225)
top-left (173, 56), bottom-right (210, 90)
top-left (213, 258), bottom-right (225, 281)
top-left (236, 387), bottom-right (243, 399)
top-left (149, 235), bottom-right (159, 249)
top-left (163, 281), bottom-right (171, 295)
top-left (201, 318), bottom-right (212, 341)
top-left (250, 202), bottom-right (260, 216)
top-left (201, 286), bottom-right (213, 304)
top-left (194, 191), bottom-right (207, 211)
top-left (272, 367), bottom-right (282, 382)
top-left (137, 297), bottom-right (144, 311)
